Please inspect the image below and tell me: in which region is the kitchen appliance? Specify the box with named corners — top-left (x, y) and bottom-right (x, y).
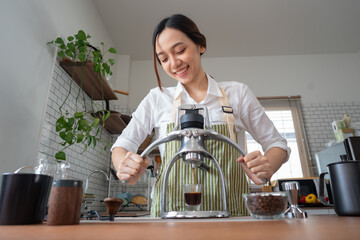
top-left (0, 167), bottom-right (53, 225)
top-left (319, 160), bottom-right (360, 216)
top-left (139, 104), bottom-right (257, 219)
top-left (315, 136), bottom-right (360, 174)
top-left (275, 177), bottom-right (331, 205)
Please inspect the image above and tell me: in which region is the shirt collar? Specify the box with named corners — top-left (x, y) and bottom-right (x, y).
top-left (173, 73), bottom-right (222, 99)
top-left (207, 74), bottom-right (223, 97)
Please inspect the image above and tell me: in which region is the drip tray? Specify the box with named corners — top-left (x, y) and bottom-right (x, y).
top-left (161, 210), bottom-right (230, 219)
top-left (100, 211), bottom-right (150, 217)
top-left (80, 216), bottom-right (264, 223)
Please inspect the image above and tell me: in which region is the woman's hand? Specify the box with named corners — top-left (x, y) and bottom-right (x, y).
top-left (237, 150), bottom-right (273, 185)
top-left (112, 148), bottom-right (150, 185)
top-left (237, 148), bottom-right (287, 185)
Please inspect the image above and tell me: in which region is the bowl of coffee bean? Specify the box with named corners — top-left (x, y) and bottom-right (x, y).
top-left (243, 192), bottom-right (288, 219)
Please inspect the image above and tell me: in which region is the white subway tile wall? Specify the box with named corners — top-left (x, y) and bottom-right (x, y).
top-left (301, 102), bottom-right (360, 174)
top-left (39, 62), bottom-right (360, 212)
top-left (37, 62), bottom-right (149, 213)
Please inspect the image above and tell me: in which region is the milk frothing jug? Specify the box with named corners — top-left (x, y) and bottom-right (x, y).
top-left (319, 160), bottom-right (360, 216)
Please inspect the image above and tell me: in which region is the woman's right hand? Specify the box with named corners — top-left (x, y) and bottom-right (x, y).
top-left (112, 148), bottom-right (150, 185)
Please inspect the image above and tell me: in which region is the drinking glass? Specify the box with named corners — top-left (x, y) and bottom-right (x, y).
top-left (183, 183), bottom-right (202, 211)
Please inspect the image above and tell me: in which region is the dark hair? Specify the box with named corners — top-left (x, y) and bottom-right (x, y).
top-left (152, 14), bottom-right (207, 90)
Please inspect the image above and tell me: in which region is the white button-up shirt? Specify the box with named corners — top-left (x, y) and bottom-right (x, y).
top-left (112, 74), bottom-right (289, 158)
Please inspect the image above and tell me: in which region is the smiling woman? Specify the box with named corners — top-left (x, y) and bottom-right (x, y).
top-left (111, 14), bottom-right (290, 218)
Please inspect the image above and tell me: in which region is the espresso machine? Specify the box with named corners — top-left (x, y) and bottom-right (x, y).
top-left (139, 104), bottom-right (253, 218)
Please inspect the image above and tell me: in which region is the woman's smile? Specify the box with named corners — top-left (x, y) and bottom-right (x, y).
top-left (174, 65), bottom-right (189, 76)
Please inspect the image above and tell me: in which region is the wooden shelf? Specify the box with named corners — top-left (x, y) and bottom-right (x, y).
top-left (92, 111), bottom-right (126, 134)
top-left (59, 61), bottom-right (132, 135)
top-left (60, 61), bottom-right (118, 100)
top-left (92, 112), bottom-right (159, 152)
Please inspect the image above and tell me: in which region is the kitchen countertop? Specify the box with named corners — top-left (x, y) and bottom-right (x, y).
top-left (0, 215), bottom-right (359, 240)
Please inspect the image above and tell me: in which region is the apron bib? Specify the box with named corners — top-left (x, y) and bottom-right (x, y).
top-left (150, 87), bottom-right (250, 217)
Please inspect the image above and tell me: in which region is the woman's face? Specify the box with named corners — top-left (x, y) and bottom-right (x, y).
top-left (155, 28), bottom-right (205, 86)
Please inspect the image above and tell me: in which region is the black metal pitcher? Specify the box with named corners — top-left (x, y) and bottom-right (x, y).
top-left (319, 160), bottom-right (360, 216)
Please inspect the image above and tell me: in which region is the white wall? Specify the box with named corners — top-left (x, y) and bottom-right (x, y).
top-left (202, 53), bottom-right (360, 104)
top-left (127, 53), bottom-right (360, 109)
top-left (128, 60), bottom-right (158, 109)
top-left (110, 55), bottom-right (131, 109)
top-left (0, 0), bottom-right (116, 174)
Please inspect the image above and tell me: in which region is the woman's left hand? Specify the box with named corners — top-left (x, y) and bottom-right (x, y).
top-left (237, 150), bottom-right (274, 185)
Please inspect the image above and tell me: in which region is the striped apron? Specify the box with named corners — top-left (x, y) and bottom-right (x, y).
top-left (150, 87), bottom-right (250, 217)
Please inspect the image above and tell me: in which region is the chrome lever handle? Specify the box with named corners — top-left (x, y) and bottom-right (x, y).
top-left (121, 130), bottom-right (183, 184)
top-left (204, 129), bottom-right (247, 157)
top-left (203, 129), bottom-right (267, 184)
top-left (139, 130), bottom-right (183, 158)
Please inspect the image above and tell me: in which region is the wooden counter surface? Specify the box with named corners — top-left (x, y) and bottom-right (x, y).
top-left (1, 215), bottom-right (359, 240)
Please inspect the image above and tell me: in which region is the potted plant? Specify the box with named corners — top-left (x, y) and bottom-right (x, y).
top-left (47, 30), bottom-right (117, 162)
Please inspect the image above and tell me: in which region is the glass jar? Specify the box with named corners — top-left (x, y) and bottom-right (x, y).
top-left (34, 158), bottom-right (70, 179)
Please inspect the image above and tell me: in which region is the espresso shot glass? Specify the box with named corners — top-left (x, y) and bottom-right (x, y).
top-left (183, 183), bottom-right (202, 211)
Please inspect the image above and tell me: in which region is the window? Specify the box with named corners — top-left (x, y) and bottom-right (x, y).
top-left (246, 96), bottom-right (313, 180)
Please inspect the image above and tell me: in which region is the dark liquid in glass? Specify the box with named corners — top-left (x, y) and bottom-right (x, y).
top-left (184, 192), bottom-right (201, 205)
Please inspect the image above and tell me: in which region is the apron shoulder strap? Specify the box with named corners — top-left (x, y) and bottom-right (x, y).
top-left (170, 87), bottom-right (236, 142)
top-left (218, 87), bottom-right (236, 142)
top-left (171, 93), bottom-right (182, 123)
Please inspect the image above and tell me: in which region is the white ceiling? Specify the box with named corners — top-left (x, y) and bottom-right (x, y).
top-left (93, 0), bottom-right (360, 60)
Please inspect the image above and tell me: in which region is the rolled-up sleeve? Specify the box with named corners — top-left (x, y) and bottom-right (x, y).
top-left (111, 90), bottom-right (156, 153)
top-left (238, 84), bottom-right (291, 161)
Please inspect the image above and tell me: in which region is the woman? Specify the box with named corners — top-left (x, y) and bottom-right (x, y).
top-left (111, 14), bottom-right (289, 217)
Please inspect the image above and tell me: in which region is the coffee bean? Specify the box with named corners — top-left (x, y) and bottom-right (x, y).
top-left (246, 194), bottom-right (287, 217)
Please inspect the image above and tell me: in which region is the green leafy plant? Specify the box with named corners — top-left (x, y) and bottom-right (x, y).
top-left (47, 30), bottom-right (117, 162)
